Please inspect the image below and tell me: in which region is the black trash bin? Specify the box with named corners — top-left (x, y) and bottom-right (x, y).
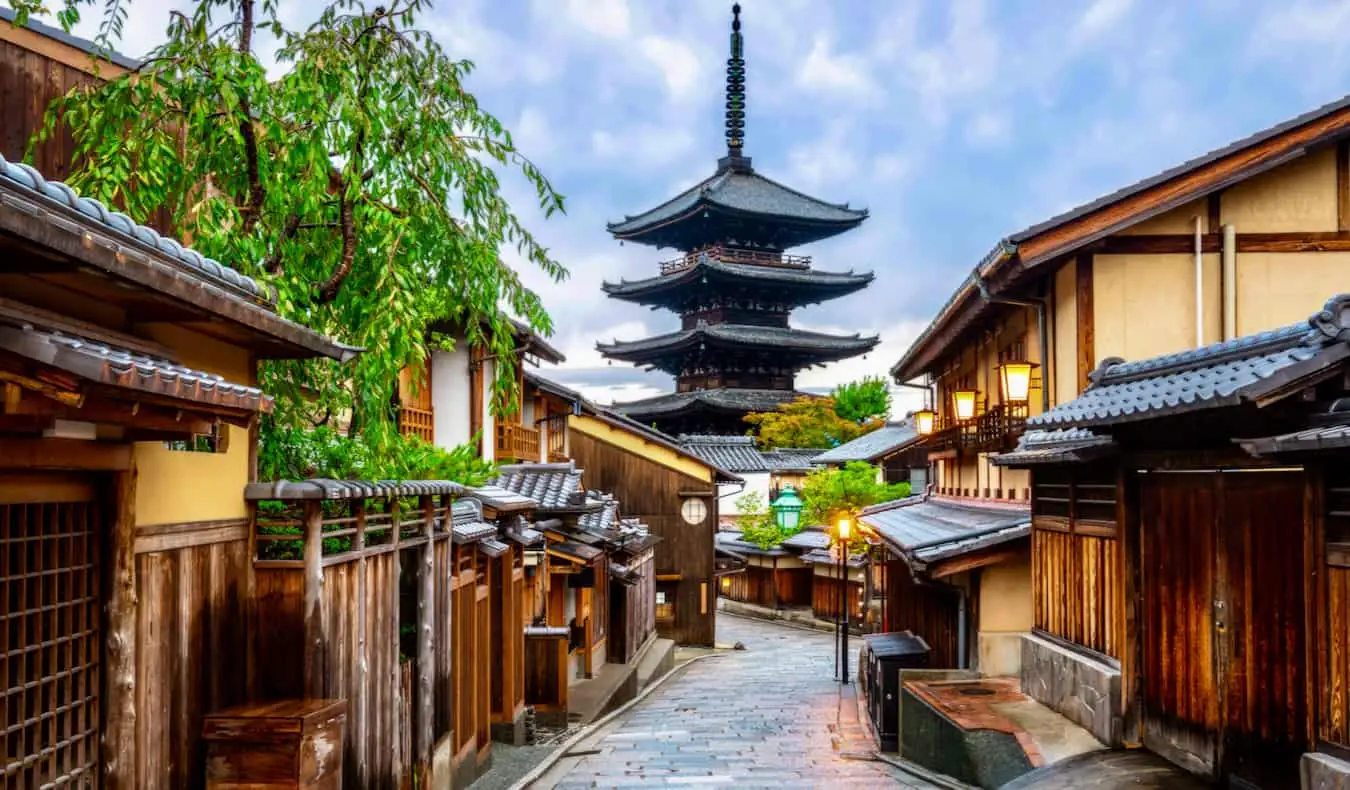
top-left (861, 630), bottom-right (930, 752)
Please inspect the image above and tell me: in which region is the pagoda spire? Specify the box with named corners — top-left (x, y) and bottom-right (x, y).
top-left (722, 3), bottom-right (750, 169)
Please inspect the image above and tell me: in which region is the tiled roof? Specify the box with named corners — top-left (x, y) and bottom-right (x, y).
top-left (245, 478), bottom-right (466, 501)
top-left (462, 484), bottom-right (539, 513)
top-left (582, 406), bottom-right (745, 484)
top-left (993, 428), bottom-right (1118, 467)
top-left (1029, 299), bottom-right (1350, 430)
top-left (780, 528), bottom-right (832, 551)
top-left (799, 547), bottom-right (868, 567)
top-left (477, 538), bottom-right (510, 558)
top-left (678, 434), bottom-right (768, 473)
top-left (715, 530), bottom-right (791, 557)
top-left (602, 256), bottom-right (873, 300)
top-left (762, 448), bottom-right (824, 472)
top-left (577, 492), bottom-right (620, 534)
top-left (494, 462), bottom-right (588, 511)
top-left (813, 423), bottom-right (919, 464)
top-left (549, 541), bottom-right (603, 564)
top-left (598, 324), bottom-right (879, 363)
top-left (616, 388), bottom-right (812, 419)
top-left (450, 500), bottom-right (496, 544)
top-left (608, 166), bottom-right (867, 236)
top-left (1240, 420), bottom-right (1350, 456)
top-left (0, 154), bottom-right (270, 303)
top-left (860, 496), bottom-right (1030, 565)
top-left (0, 322), bottom-right (270, 412)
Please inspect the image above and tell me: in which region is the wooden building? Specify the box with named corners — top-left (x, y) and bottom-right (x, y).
top-left (596, 4), bottom-right (877, 435)
top-left (993, 293), bottom-right (1350, 788)
top-left (714, 532), bottom-right (812, 610)
top-left (678, 433), bottom-right (822, 523)
top-left (0, 136), bottom-right (359, 790)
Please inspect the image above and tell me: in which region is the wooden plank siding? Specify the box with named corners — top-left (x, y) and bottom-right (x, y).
top-left (885, 557), bottom-right (961, 668)
top-left (568, 430), bottom-right (718, 646)
top-left (812, 575), bottom-right (864, 622)
top-left (1030, 466), bottom-right (1121, 658)
top-left (607, 549), bottom-right (656, 665)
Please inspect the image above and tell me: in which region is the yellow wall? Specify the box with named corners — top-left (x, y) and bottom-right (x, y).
top-left (1093, 252), bottom-right (1222, 363)
top-left (568, 414), bottom-right (713, 483)
top-left (979, 554), bottom-right (1032, 632)
top-left (1118, 198), bottom-right (1212, 234)
top-left (1052, 260), bottom-right (1078, 406)
top-left (1235, 252), bottom-right (1350, 334)
top-left (132, 325), bottom-right (254, 526)
top-left (1221, 147), bottom-right (1338, 233)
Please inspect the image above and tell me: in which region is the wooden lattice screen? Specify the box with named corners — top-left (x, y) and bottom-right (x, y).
top-left (2, 498), bottom-right (102, 788)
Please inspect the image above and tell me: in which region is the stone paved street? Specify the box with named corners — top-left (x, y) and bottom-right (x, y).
top-left (533, 614), bottom-right (938, 789)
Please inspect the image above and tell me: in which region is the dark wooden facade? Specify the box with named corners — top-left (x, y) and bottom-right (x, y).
top-left (607, 547), bottom-right (657, 665)
top-left (812, 573), bottom-right (864, 622)
top-left (569, 427), bottom-right (719, 646)
top-left (883, 558), bottom-right (963, 669)
top-left (719, 562), bottom-right (812, 610)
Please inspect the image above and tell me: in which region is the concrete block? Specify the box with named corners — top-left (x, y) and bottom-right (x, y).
top-left (1019, 633), bottom-right (1118, 746)
top-left (1304, 752), bottom-right (1350, 790)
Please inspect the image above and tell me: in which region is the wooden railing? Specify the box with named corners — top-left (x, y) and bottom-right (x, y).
top-left (659, 245), bottom-right (812, 275)
top-left (545, 414), bottom-right (568, 462)
top-left (923, 403), bottom-right (1029, 455)
top-left (495, 422), bottom-right (540, 461)
top-left (398, 405), bottom-right (434, 442)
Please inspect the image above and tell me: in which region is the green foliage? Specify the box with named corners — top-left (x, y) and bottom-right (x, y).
top-left (23, 0), bottom-right (567, 464)
top-left (801, 461), bottom-right (910, 530)
top-left (734, 490), bottom-right (799, 550)
top-left (258, 422), bottom-right (494, 485)
top-left (744, 396), bottom-right (884, 450)
top-left (832, 376), bottom-right (891, 424)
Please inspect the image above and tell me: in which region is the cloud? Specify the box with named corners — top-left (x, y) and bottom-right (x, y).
top-left (563, 0), bottom-right (631, 38)
top-left (638, 35), bottom-right (703, 101)
top-left (1072, 0), bottom-right (1135, 45)
top-left (796, 33), bottom-right (879, 101)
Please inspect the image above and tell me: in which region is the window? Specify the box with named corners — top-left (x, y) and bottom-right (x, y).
top-left (655, 588), bottom-right (675, 623)
top-left (163, 423), bottom-right (228, 453)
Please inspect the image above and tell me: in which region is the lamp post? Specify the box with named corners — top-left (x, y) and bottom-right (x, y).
top-left (770, 487), bottom-right (803, 612)
top-left (837, 515), bottom-right (852, 685)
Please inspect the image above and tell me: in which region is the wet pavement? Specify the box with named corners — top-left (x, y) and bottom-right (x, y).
top-left (532, 614), bottom-right (938, 788)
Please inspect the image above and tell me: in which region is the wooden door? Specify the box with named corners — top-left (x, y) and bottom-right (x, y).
top-left (1140, 471), bottom-right (1309, 787)
top-left (1, 475), bottom-right (103, 789)
top-left (1141, 473), bottom-right (1220, 775)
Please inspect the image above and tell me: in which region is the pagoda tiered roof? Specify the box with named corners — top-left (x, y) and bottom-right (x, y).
top-left (602, 251), bottom-right (873, 311)
top-left (606, 157), bottom-right (867, 251)
top-left (614, 388), bottom-right (813, 423)
top-left (597, 324), bottom-right (878, 374)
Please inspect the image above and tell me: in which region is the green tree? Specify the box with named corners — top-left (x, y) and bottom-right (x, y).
top-left (832, 376), bottom-right (891, 424)
top-left (18, 0), bottom-right (566, 471)
top-left (734, 490), bottom-right (799, 550)
top-left (801, 461), bottom-right (910, 532)
top-left (744, 396), bottom-right (883, 450)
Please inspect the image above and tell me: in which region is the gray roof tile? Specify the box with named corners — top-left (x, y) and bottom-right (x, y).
top-left (245, 478), bottom-right (466, 501)
top-left (993, 428), bottom-right (1118, 467)
top-left (599, 324), bottom-right (878, 361)
top-left (860, 496), bottom-right (1029, 565)
top-left (493, 462), bottom-right (586, 510)
top-left (1028, 298), bottom-right (1350, 430)
top-left (678, 434), bottom-right (769, 472)
top-left (813, 423), bottom-right (919, 464)
top-left (602, 255), bottom-right (873, 299)
top-left (616, 388), bottom-right (812, 419)
top-left (780, 528), bottom-right (832, 551)
top-left (762, 447), bottom-right (825, 472)
top-left (799, 547), bottom-right (867, 567)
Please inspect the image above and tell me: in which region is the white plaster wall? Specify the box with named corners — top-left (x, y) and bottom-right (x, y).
top-left (430, 347), bottom-right (471, 450)
top-left (719, 471), bottom-right (770, 516)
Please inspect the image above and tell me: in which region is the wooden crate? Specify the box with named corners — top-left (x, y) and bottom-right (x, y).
top-left (203, 699), bottom-right (347, 789)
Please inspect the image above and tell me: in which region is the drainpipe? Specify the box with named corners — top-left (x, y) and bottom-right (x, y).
top-left (1195, 215), bottom-right (1205, 347)
top-left (957, 587), bottom-right (968, 670)
top-left (1222, 224), bottom-right (1237, 340)
top-left (975, 278), bottom-right (1050, 414)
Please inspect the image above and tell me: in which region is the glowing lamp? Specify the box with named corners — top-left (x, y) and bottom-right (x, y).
top-left (999, 361), bottom-right (1039, 404)
top-left (953, 389), bottom-right (979, 422)
top-left (914, 409), bottom-right (936, 436)
top-left (837, 516), bottom-right (852, 541)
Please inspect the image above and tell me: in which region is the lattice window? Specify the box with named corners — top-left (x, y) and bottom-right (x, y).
top-left (2, 500), bottom-right (101, 788)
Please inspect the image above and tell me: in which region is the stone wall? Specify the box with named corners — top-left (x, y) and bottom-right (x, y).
top-left (1020, 633), bottom-right (1119, 745)
top-left (1304, 752), bottom-right (1350, 789)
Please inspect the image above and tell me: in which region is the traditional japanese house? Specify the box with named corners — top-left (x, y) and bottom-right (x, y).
top-left (679, 433), bottom-right (821, 521)
top-left (812, 421), bottom-right (927, 489)
top-left (992, 293), bottom-right (1350, 788)
top-left (715, 530), bottom-right (812, 611)
top-left (0, 139), bottom-right (362, 790)
top-left (597, 4), bottom-right (877, 435)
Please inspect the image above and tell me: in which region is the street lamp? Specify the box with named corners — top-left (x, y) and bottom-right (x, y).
top-left (998, 361), bottom-right (1039, 404)
top-left (771, 486), bottom-right (803, 532)
top-left (837, 515), bottom-right (852, 685)
top-left (952, 389), bottom-right (979, 422)
top-left (914, 408), bottom-right (936, 437)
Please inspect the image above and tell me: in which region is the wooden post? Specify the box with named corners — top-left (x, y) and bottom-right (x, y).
top-left (353, 499), bottom-right (369, 780)
top-left (104, 463), bottom-right (138, 789)
top-left (303, 500), bottom-right (325, 699)
top-left (417, 495), bottom-right (435, 772)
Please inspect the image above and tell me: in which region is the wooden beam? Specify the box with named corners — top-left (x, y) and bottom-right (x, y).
top-left (1017, 103), bottom-right (1350, 266)
top-left (302, 501), bottom-right (325, 699)
top-left (416, 495), bottom-right (435, 774)
top-left (1076, 255), bottom-right (1095, 394)
top-left (0, 437), bottom-right (131, 470)
top-left (104, 464), bottom-right (138, 789)
top-left (1208, 192), bottom-right (1223, 232)
top-left (1093, 230), bottom-right (1350, 255)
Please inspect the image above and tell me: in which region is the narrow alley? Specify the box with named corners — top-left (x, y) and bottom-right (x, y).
top-left (533, 615), bottom-right (939, 789)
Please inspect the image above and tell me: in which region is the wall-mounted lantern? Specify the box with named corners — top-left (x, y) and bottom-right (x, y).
top-left (998, 361), bottom-right (1039, 405)
top-left (953, 389), bottom-right (979, 422)
top-left (914, 409), bottom-right (936, 437)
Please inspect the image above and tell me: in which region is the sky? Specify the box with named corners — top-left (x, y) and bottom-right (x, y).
top-left (43, 0), bottom-right (1350, 414)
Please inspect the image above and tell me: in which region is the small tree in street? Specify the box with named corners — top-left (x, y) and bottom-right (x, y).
top-left (17, 0), bottom-right (567, 478)
top-left (832, 376), bottom-right (891, 424)
top-left (744, 396), bottom-right (883, 450)
top-left (801, 461), bottom-right (909, 533)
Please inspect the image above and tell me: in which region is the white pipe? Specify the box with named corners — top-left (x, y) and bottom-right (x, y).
top-left (1195, 215), bottom-right (1204, 347)
top-left (1222, 224), bottom-right (1237, 340)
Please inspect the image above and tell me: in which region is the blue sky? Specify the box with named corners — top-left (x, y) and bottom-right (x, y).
top-left (50, 0), bottom-right (1350, 411)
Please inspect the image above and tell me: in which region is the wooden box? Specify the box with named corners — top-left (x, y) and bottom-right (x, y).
top-left (204, 699), bottom-right (347, 789)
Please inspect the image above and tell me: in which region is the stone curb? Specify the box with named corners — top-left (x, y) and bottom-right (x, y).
top-left (507, 651), bottom-right (727, 790)
top-left (718, 607), bottom-right (844, 637)
top-left (871, 753), bottom-right (979, 790)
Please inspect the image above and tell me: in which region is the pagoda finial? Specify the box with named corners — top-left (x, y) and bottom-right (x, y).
top-left (725, 3), bottom-right (746, 158)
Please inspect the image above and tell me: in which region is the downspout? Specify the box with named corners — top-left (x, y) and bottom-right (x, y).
top-left (1222, 224), bottom-right (1237, 340)
top-left (975, 277), bottom-right (1050, 414)
top-left (1195, 215), bottom-right (1204, 347)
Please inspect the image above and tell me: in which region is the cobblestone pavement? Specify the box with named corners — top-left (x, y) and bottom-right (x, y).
top-left (534, 615), bottom-right (939, 789)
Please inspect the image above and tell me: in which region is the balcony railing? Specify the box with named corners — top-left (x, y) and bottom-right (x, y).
top-left (659, 245), bottom-right (812, 276)
top-left (495, 422), bottom-right (540, 462)
top-left (544, 414), bottom-right (569, 462)
top-left (923, 403), bottom-right (1029, 455)
top-left (398, 405), bottom-right (434, 443)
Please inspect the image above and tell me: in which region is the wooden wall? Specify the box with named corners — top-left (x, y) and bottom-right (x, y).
top-left (570, 430), bottom-right (717, 646)
top-left (720, 565), bottom-right (811, 610)
top-left (608, 548), bottom-right (656, 665)
top-left (812, 575), bottom-right (863, 622)
top-left (0, 35), bottom-right (97, 179)
top-left (884, 558), bottom-right (961, 668)
top-left (134, 522), bottom-right (252, 790)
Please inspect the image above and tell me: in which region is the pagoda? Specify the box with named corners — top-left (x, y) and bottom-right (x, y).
top-left (598, 3), bottom-right (878, 435)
